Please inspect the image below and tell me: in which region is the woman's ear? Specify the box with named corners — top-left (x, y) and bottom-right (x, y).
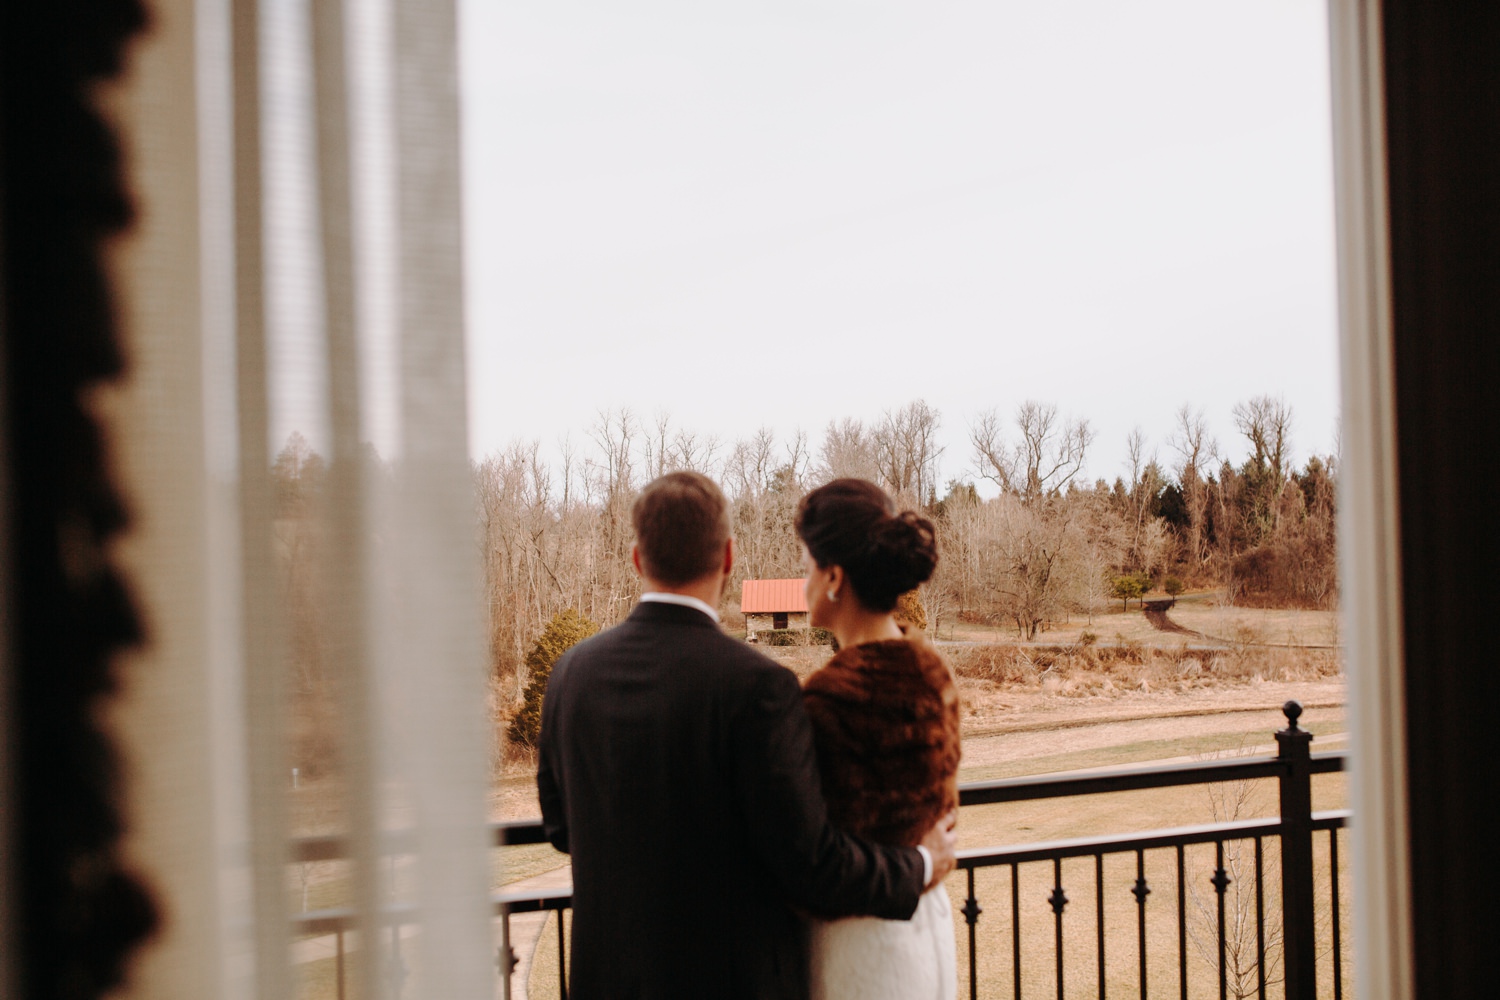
top-left (825, 564), bottom-right (846, 602)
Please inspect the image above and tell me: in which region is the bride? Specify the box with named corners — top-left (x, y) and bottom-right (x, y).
top-left (795, 479), bottom-right (961, 1000)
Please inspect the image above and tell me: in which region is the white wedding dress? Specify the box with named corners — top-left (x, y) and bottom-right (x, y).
top-left (809, 885), bottom-right (957, 1000)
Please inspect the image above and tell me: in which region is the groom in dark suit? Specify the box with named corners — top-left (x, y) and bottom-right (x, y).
top-left (538, 471), bottom-right (956, 999)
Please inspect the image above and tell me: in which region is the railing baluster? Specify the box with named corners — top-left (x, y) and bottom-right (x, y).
top-left (1049, 857), bottom-right (1068, 1000)
top-left (1176, 844), bottom-right (1187, 1000)
top-left (964, 867), bottom-right (982, 1000)
top-left (1212, 841), bottom-right (1230, 1000)
top-left (499, 909), bottom-right (515, 1000)
top-left (557, 909), bottom-right (569, 999)
top-left (1096, 853), bottom-right (1106, 1000)
top-left (1131, 849), bottom-right (1150, 1000)
top-left (1012, 862), bottom-right (1022, 1000)
top-left (1330, 829), bottom-right (1343, 1000)
top-left (1255, 837), bottom-right (1266, 1000)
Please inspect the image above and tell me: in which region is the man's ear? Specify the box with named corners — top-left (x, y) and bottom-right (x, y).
top-left (722, 536), bottom-right (735, 577)
top-left (631, 543), bottom-right (644, 578)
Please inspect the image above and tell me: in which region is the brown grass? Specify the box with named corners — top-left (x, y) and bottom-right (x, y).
top-left (944, 642), bottom-right (1340, 693)
top-left (938, 602), bottom-right (1339, 649)
top-left (758, 644), bottom-right (836, 679)
top-left (1166, 606), bottom-right (1338, 647)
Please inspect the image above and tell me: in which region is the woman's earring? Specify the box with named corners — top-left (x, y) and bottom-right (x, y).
top-left (826, 590), bottom-right (838, 603)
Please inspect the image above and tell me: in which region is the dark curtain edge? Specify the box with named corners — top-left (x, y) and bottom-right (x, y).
top-left (0, 2), bottom-right (160, 997)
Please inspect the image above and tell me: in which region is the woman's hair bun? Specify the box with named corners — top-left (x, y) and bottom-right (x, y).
top-left (795, 479), bottom-right (939, 613)
top-left (867, 510), bottom-right (938, 595)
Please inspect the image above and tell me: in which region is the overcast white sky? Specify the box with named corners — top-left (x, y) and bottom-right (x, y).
top-left (457, 0), bottom-right (1339, 488)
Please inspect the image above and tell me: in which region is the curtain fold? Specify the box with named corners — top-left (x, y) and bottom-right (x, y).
top-left (113, 0), bottom-right (493, 996)
top-left (231, 0), bottom-right (296, 997)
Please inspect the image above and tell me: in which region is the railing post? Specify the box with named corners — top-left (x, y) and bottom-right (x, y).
top-left (1276, 700), bottom-right (1316, 1000)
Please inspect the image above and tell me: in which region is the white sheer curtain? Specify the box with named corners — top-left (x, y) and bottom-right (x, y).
top-left (110, 0), bottom-right (493, 997)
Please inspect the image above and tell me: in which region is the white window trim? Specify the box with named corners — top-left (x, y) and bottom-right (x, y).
top-left (1328, 2), bottom-right (1415, 998)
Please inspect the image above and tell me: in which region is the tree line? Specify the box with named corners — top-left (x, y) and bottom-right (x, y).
top-left (268, 395), bottom-right (1337, 719)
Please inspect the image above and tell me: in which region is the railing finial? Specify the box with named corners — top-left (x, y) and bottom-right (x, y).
top-left (1282, 699), bottom-right (1304, 731)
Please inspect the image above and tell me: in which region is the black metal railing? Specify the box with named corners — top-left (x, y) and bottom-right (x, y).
top-left (290, 701), bottom-right (1346, 1000)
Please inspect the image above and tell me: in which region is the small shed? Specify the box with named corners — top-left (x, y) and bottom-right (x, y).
top-left (741, 579), bottom-right (809, 641)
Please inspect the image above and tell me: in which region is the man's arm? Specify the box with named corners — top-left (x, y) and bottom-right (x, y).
top-left (729, 664), bottom-right (936, 919)
top-left (536, 663), bottom-right (569, 854)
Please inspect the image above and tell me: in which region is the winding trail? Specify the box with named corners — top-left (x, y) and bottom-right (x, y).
top-left (1143, 607), bottom-right (1205, 637)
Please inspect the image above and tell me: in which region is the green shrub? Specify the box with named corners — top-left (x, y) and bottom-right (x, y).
top-left (1163, 576), bottom-right (1185, 598)
top-left (507, 609), bottom-right (600, 749)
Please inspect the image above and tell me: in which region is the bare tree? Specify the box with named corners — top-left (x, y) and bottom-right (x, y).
top-left (643, 411), bottom-right (673, 480)
top-left (558, 432), bottom-right (576, 510)
top-left (938, 491), bottom-right (1106, 640)
top-left (1232, 395), bottom-right (1295, 541)
top-left (971, 402), bottom-right (1094, 503)
top-left (725, 427), bottom-right (778, 497)
top-left (722, 427), bottom-right (805, 588)
top-left (1232, 395), bottom-right (1293, 485)
top-left (1124, 427), bottom-right (1166, 572)
top-left (815, 418), bottom-right (879, 484)
top-left (1169, 405), bottom-right (1213, 480)
top-left (588, 406), bottom-right (637, 498)
top-left (991, 496), bottom-right (1082, 640)
top-left (784, 428), bottom-right (810, 487)
top-left (1189, 749), bottom-right (1284, 999)
top-left (670, 427), bottom-right (721, 474)
top-left (582, 407), bottom-right (641, 621)
top-left (1168, 405), bottom-right (1215, 569)
top-left (872, 400), bottom-right (944, 505)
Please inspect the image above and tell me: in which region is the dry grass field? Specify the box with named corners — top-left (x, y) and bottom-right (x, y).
top-left (1166, 605), bottom-right (1339, 647)
top-left (936, 595), bottom-right (1338, 649)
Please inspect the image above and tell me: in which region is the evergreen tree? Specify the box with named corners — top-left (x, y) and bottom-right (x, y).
top-left (1110, 573), bottom-right (1147, 612)
top-left (895, 589), bottom-right (929, 632)
top-left (507, 609), bottom-right (600, 749)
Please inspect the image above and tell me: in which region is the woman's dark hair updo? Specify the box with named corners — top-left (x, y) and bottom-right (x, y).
top-left (795, 478), bottom-right (938, 612)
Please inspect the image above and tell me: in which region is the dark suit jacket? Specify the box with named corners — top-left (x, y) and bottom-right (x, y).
top-left (537, 601), bottom-right (925, 999)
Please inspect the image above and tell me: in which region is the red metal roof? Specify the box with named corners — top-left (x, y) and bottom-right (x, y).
top-left (741, 578), bottom-right (808, 614)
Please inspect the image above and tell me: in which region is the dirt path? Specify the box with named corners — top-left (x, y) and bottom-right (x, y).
top-left (1143, 608), bottom-right (1205, 637)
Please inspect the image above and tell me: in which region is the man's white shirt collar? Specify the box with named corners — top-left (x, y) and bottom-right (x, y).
top-left (639, 592), bottom-right (720, 623)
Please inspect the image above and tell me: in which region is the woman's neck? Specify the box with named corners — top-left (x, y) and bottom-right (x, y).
top-left (833, 613), bottom-right (904, 650)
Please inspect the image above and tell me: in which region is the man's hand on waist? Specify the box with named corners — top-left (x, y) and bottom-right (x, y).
top-left (919, 810), bottom-right (958, 890)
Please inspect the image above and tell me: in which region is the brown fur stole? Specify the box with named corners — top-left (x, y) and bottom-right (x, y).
top-left (802, 638), bottom-right (961, 848)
